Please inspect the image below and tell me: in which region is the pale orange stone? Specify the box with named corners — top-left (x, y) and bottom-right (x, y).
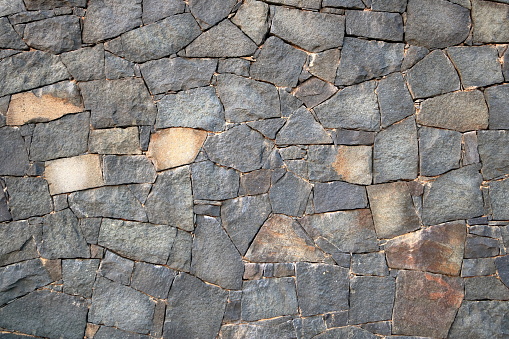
top-left (332, 145), bottom-right (372, 185)
top-left (147, 127), bottom-right (207, 171)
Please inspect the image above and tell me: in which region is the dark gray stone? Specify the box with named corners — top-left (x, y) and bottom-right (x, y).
top-left (308, 49), bottom-right (340, 83)
top-left (478, 130), bottom-right (509, 180)
top-left (216, 74), bottom-right (280, 123)
top-left (377, 73), bottom-right (414, 128)
top-left (462, 258), bottom-right (497, 277)
top-left (0, 290), bottom-right (88, 339)
top-left (23, 15), bottom-right (81, 54)
top-left (98, 250), bottom-right (134, 285)
top-left (5, 176), bottom-right (52, 220)
top-left (167, 229), bottom-right (192, 272)
top-left (465, 276), bottom-right (509, 300)
top-left (401, 45), bottom-right (429, 71)
top-left (322, 0), bottom-right (364, 8)
top-left (62, 259), bottom-right (99, 298)
top-left (131, 261), bottom-right (175, 299)
top-left (78, 218), bottom-right (101, 244)
top-left (104, 155), bottom-right (156, 185)
top-left (191, 161), bottom-right (239, 200)
top-left (448, 46), bottom-right (503, 88)
top-left (98, 218), bottom-right (177, 264)
top-left (164, 273), bottom-right (227, 339)
top-left (373, 116), bottom-right (418, 183)
top-left (419, 126), bottom-right (462, 176)
top-left (218, 58), bottom-right (251, 76)
top-left (269, 170), bottom-right (312, 217)
top-left (0, 17), bottom-right (27, 50)
top-left (239, 169), bottom-right (272, 195)
top-left (0, 221), bottom-right (38, 267)
top-left (334, 129), bottom-right (375, 145)
top-left (472, 0), bottom-right (509, 43)
top-left (0, 189), bottom-right (10, 222)
top-left (247, 118), bottom-right (286, 140)
top-left (0, 0), bottom-right (25, 16)
top-left (194, 203), bottom-right (220, 217)
top-left (61, 45), bottom-right (105, 81)
top-left (495, 255), bottom-right (509, 288)
top-left (94, 327), bottom-right (151, 339)
top-left (221, 317), bottom-right (297, 339)
top-left (360, 322), bottom-right (392, 336)
top-left (89, 277), bottom-right (155, 334)
top-left (82, 0), bottom-right (142, 43)
top-left (294, 77), bottom-right (337, 108)
top-left (69, 186), bottom-right (147, 222)
top-left (279, 88), bottom-right (304, 117)
top-left (230, 0), bottom-right (269, 45)
top-left (314, 181), bottom-right (367, 213)
top-left (371, 0), bottom-right (406, 12)
top-left (449, 301), bottom-right (509, 339)
top-left (351, 252), bottom-right (389, 276)
top-left (0, 127), bottom-right (29, 175)
top-left (89, 127), bottom-right (141, 155)
top-left (80, 78), bottom-right (157, 128)
top-left (335, 37), bottom-right (404, 86)
top-left (346, 10), bottom-right (403, 41)
top-left (221, 194), bottom-right (271, 255)
top-left (485, 84), bottom-right (509, 129)
top-left (23, 0), bottom-right (86, 9)
top-left (142, 0), bottom-right (185, 24)
top-left (464, 235), bottom-right (500, 258)
top-left (105, 51), bottom-right (135, 79)
top-left (406, 50), bottom-right (460, 99)
top-left (314, 327), bottom-right (377, 339)
top-left (294, 316), bottom-right (326, 339)
top-left (324, 311), bottom-right (348, 329)
top-left (276, 106), bottom-right (332, 145)
top-left (279, 146), bottom-right (306, 160)
top-left (191, 216), bottom-right (244, 289)
top-left (349, 276), bottom-right (395, 324)
top-left (489, 178), bottom-right (509, 221)
top-left (188, 0), bottom-right (236, 28)
top-left (250, 36), bottom-right (307, 88)
top-left (306, 145), bottom-right (342, 182)
top-left (156, 87), bottom-right (224, 132)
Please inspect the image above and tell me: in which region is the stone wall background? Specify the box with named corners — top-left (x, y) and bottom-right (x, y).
top-left (1, 0), bottom-right (509, 338)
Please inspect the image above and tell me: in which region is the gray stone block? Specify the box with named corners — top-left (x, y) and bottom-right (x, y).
top-left (276, 106), bottom-right (332, 145)
top-left (485, 84), bottom-right (509, 129)
top-left (269, 170), bottom-right (312, 217)
top-left (349, 276), bottom-right (395, 324)
top-left (62, 259), bottom-right (100, 298)
top-left (377, 72), bottom-right (414, 128)
top-left (448, 46), bottom-right (503, 88)
top-left (5, 176), bottom-right (52, 220)
top-left (131, 261), bottom-right (175, 299)
top-left (419, 126), bottom-right (462, 176)
top-left (23, 15), bottom-right (81, 54)
top-left (346, 10), bottom-right (403, 41)
top-left (191, 161), bottom-right (239, 201)
top-left (0, 127), bottom-right (29, 176)
top-left (98, 250), bottom-right (134, 285)
top-left (478, 130), bottom-right (509, 180)
top-left (314, 181), bottom-right (368, 213)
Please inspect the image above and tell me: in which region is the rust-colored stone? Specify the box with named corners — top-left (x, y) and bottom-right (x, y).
top-left (332, 145), bottom-right (372, 185)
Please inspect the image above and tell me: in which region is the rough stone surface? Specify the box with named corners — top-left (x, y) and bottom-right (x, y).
top-left (276, 106), bottom-right (331, 145)
top-left (0, 221), bottom-right (38, 267)
top-left (294, 77), bottom-right (337, 108)
top-left (98, 250), bottom-right (134, 285)
top-left (485, 84), bottom-right (509, 129)
top-left (332, 145), bottom-right (372, 185)
top-left (346, 10), bottom-right (403, 41)
top-left (314, 181), bottom-right (367, 213)
top-left (24, 15), bottom-right (81, 54)
top-left (489, 178), bottom-right (509, 221)
top-left (103, 155), bottom-right (156, 185)
top-left (188, 0), bottom-right (236, 29)
top-left (351, 252), bottom-right (389, 276)
top-left (478, 130), bottom-right (509, 180)
top-left (62, 259), bottom-right (100, 298)
top-left (0, 17), bottom-right (26, 50)
top-left (472, 0), bottom-right (509, 43)
top-left (448, 46), bottom-right (503, 88)
top-left (419, 126), bottom-right (462, 176)
top-left (142, 0), bottom-right (185, 24)
top-left (377, 73), bottom-right (414, 128)
top-left (269, 171), bottom-right (312, 217)
top-left (191, 161), bottom-right (239, 200)
top-left (89, 127), bottom-right (141, 155)
top-left (61, 45), bottom-right (105, 82)
top-left (231, 0), bottom-right (269, 45)
top-left (5, 176), bottom-right (52, 220)
top-left (449, 301), bottom-right (509, 338)
top-left (465, 235), bottom-right (500, 259)
top-left (349, 276), bottom-right (395, 324)
top-left (308, 49), bottom-right (340, 83)
top-left (465, 276), bottom-right (509, 300)
top-left (131, 262), bottom-right (175, 299)
top-left (0, 127), bottom-right (29, 175)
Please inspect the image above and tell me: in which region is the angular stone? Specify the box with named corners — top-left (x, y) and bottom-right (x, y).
top-left (334, 129), bottom-right (375, 146)
top-left (269, 171), bottom-right (312, 216)
top-left (105, 51), bottom-right (135, 79)
top-left (0, 0), bottom-right (25, 16)
top-left (188, 0), bottom-right (236, 28)
top-left (419, 127), bottom-right (462, 176)
top-left (142, 0), bottom-right (185, 24)
top-left (465, 235), bottom-right (500, 258)
top-left (300, 209), bottom-right (379, 253)
top-left (131, 262), bottom-right (175, 299)
top-left (23, 0), bottom-right (86, 9)
top-left (246, 118), bottom-right (285, 141)
top-left (0, 290), bottom-right (88, 339)
top-left (89, 127), bottom-right (141, 155)
top-left (294, 77), bottom-right (337, 108)
top-left (449, 301), bottom-right (509, 339)
top-left (335, 38), bottom-right (404, 86)
top-left (245, 214), bottom-right (327, 263)
top-left (351, 252), bottom-right (389, 276)
top-left (448, 46), bottom-right (503, 88)
top-left (367, 182), bottom-right (420, 239)
top-left (80, 78), bottom-right (157, 128)
top-left (69, 186), bottom-right (147, 222)
top-left (308, 49), bottom-right (340, 83)
top-left (478, 130), bottom-right (509, 180)
top-left (167, 229), bottom-right (192, 272)
top-left (103, 155), bottom-right (156, 185)
top-left (377, 73), bottom-right (414, 128)
top-left (276, 106), bottom-right (332, 145)
top-left (472, 0), bottom-right (509, 43)
top-left (492, 179), bottom-right (509, 221)
top-left (5, 177), bottom-right (52, 220)
top-left (314, 181), bottom-right (367, 213)
top-left (373, 116), bottom-right (418, 183)
top-left (401, 45), bottom-right (429, 71)
top-left (333, 145), bottom-right (372, 185)
top-left (422, 165), bottom-right (484, 225)
top-left (231, 0), bottom-right (269, 45)
top-left (406, 0), bottom-right (470, 48)
top-left (221, 317), bottom-right (297, 339)
top-left (24, 15), bottom-right (81, 54)
top-left (322, 0), bottom-right (364, 8)
top-left (94, 327), bottom-right (150, 339)
top-left (156, 87), bottom-right (224, 132)
top-left (98, 250), bottom-right (134, 285)
top-left (0, 221), bottom-right (38, 267)
top-left (462, 258), bottom-right (497, 277)
top-left (216, 74), bottom-right (280, 123)
top-left (485, 84), bottom-right (509, 129)
top-left (465, 276), bottom-right (509, 300)
top-left (462, 131), bottom-right (480, 165)
top-left (218, 58), bottom-right (251, 76)
top-left (191, 161), bottom-right (239, 200)
top-left (371, 0), bottom-right (407, 12)
top-left (0, 127), bottom-right (29, 175)
top-left (89, 277), bottom-right (155, 334)
top-left (0, 189), bottom-right (10, 222)
top-left (346, 10), bottom-right (403, 41)
top-left (271, 7), bottom-right (345, 52)
top-left (62, 259), bottom-right (100, 298)
top-left (495, 255), bottom-right (509, 288)
top-left (349, 276), bottom-right (395, 324)
top-left (0, 17), bottom-right (27, 50)
top-left (82, 0), bottom-right (142, 43)
top-left (393, 271), bottom-right (464, 338)
top-left (269, 0), bottom-right (321, 8)
top-left (296, 263), bottom-right (349, 316)
top-left (315, 81), bottom-right (380, 131)
top-left (406, 50), bottom-right (460, 99)
top-left (250, 36), bottom-right (307, 88)
top-left (60, 45), bottom-right (105, 82)
top-left (45, 154), bottom-right (104, 195)
top-left (239, 169), bottom-right (272, 196)
top-left (312, 326), bottom-right (377, 339)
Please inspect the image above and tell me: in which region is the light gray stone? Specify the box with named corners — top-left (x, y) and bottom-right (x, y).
top-left (401, 45), bottom-right (429, 71)
top-left (62, 259), bottom-right (100, 298)
top-left (449, 301), bottom-right (509, 339)
top-left (142, 0), bottom-right (185, 24)
top-left (247, 119), bottom-right (285, 141)
top-left (231, 0), bottom-right (269, 45)
top-left (419, 126), bottom-right (462, 176)
top-left (314, 181), bottom-right (367, 213)
top-left (98, 250), bottom-right (134, 285)
top-left (0, 221), bottom-right (38, 267)
top-left (23, 0), bottom-right (86, 9)
top-left (478, 130), bottom-right (509, 180)
top-left (308, 49), bottom-right (340, 83)
top-left (294, 77), bottom-right (337, 108)
top-left (276, 106), bottom-right (332, 145)
top-left (103, 155), bottom-right (156, 185)
top-left (322, 0), bottom-right (364, 8)
top-left (0, 0), bottom-right (25, 16)
top-left (191, 161), bottom-right (239, 200)
top-left (349, 276), bottom-right (395, 324)
top-left (0, 17), bottom-right (27, 50)
top-left (313, 326), bottom-right (377, 339)
top-left (221, 317), bottom-right (297, 339)
top-left (0, 127), bottom-right (29, 175)
top-left (23, 15), bottom-right (81, 54)
top-left (5, 176), bottom-right (52, 220)
top-left (131, 261), bottom-right (175, 299)
top-left (485, 84), bottom-right (509, 129)
top-left (268, 0), bottom-right (321, 8)
top-left (239, 169), bottom-right (272, 195)
top-left (346, 10), bottom-right (403, 41)
top-left (218, 58), bottom-right (251, 76)
top-left (61, 45), bottom-right (105, 81)
top-left (89, 127), bottom-right (141, 155)
top-left (448, 46), bottom-right (503, 88)
top-left (269, 170), bottom-right (312, 217)
top-left (94, 327), bottom-right (151, 339)
top-left (489, 178), bottom-right (509, 220)
top-left (472, 0), bottom-right (509, 43)
top-left (167, 229), bottom-right (192, 272)
top-left (377, 73), bottom-right (414, 128)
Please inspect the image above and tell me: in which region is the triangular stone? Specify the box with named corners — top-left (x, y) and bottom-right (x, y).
top-left (276, 106), bottom-right (332, 145)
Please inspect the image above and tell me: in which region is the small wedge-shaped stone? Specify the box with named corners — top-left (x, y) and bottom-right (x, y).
top-left (449, 301), bottom-right (509, 339)
top-left (245, 214), bottom-right (327, 263)
top-left (269, 171), bottom-right (312, 217)
top-left (447, 46), bottom-right (503, 88)
top-left (294, 77), bottom-right (338, 108)
top-left (0, 221), bottom-right (38, 267)
top-left (0, 127), bottom-right (29, 175)
top-left (478, 130), bottom-right (509, 180)
top-left (188, 0), bottom-right (236, 28)
top-left (5, 176), bottom-right (52, 220)
top-left (191, 216), bottom-right (244, 289)
top-left (105, 14), bottom-right (201, 63)
top-left (346, 10), bottom-right (403, 41)
top-left (98, 218), bottom-right (177, 264)
top-left (308, 49), bottom-right (340, 83)
top-left (185, 20), bottom-right (258, 58)
top-left (417, 90), bottom-right (488, 132)
top-left (276, 106), bottom-right (332, 145)
top-left (271, 7), bottom-right (345, 52)
top-left (377, 73), bottom-right (414, 128)
top-left (0, 17), bottom-right (27, 50)
top-left (191, 161), bottom-right (239, 200)
top-left (231, 0), bottom-right (269, 45)
top-left (472, 0), bottom-right (509, 43)
top-left (24, 15), bottom-right (81, 54)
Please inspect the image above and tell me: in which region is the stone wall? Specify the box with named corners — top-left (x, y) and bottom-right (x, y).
top-left (0, 0), bottom-right (509, 338)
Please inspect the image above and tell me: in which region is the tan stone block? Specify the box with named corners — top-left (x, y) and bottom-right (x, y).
top-left (332, 145), bottom-right (372, 185)
top-left (89, 127), bottom-right (141, 155)
top-left (45, 154), bottom-right (104, 195)
top-left (147, 127), bottom-right (207, 171)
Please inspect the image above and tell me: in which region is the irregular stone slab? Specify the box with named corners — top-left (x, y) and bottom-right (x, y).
top-left (62, 259), bottom-right (100, 298)
top-left (82, 0), bottom-right (142, 43)
top-left (188, 0), bottom-right (236, 28)
top-left (271, 7), bottom-right (345, 52)
top-left (239, 169), bottom-right (272, 196)
top-left (0, 51), bottom-right (69, 97)
top-left (346, 10), bottom-right (403, 41)
top-left (141, 57), bottom-right (216, 94)
top-left (472, 0), bottom-right (509, 43)
top-left (103, 155), bottom-right (156, 185)
top-left (367, 182), bottom-right (420, 239)
top-left (45, 154), bottom-right (104, 195)
top-left (419, 127), bottom-right (462, 176)
top-left (221, 194), bottom-right (271, 255)
top-left (478, 130), bottom-right (509, 180)
top-left (462, 258), bottom-right (497, 277)
top-left (335, 38), bottom-right (404, 86)
top-left (98, 218), bottom-right (176, 264)
top-left (269, 171), bottom-right (312, 217)
top-left (156, 87), bottom-right (224, 132)
top-left (465, 276), bottom-right (509, 300)
top-left (40, 209), bottom-right (89, 259)
top-left (250, 36), bottom-right (307, 88)
top-left (5, 177), bottom-right (52, 220)
top-left (216, 74), bottom-right (280, 123)
top-left (0, 189), bottom-right (10, 222)
top-left (294, 77), bottom-right (337, 108)
top-left (0, 221), bottom-right (38, 267)
top-left (191, 161), bottom-right (239, 200)
top-left (393, 271), bottom-right (464, 338)
top-left (373, 116), bottom-right (418, 183)
top-left (0, 0), bottom-right (25, 16)
top-left (220, 317), bottom-right (297, 339)
top-left (0, 290), bottom-right (88, 339)
top-left (371, 0), bottom-right (407, 12)
top-left (333, 145), bottom-right (372, 185)
top-left (417, 90), bottom-right (488, 132)
top-left (349, 276), bottom-right (395, 324)
top-left (322, 0), bottom-right (364, 8)
top-left (308, 49), bottom-right (340, 83)
top-left (489, 178), bottom-right (509, 220)
top-left (69, 186), bottom-right (147, 222)
top-left (401, 45), bottom-right (429, 71)
top-left (245, 214), bottom-right (327, 263)
top-left (24, 0), bottom-right (86, 9)
top-left (61, 45), bottom-right (105, 82)
top-left (242, 277), bottom-right (298, 321)
top-left (276, 106), bottom-right (332, 145)
top-left (24, 15), bottom-right (81, 54)
top-left (0, 127), bottom-right (29, 175)
top-left (131, 261), bottom-right (175, 299)
top-left (89, 277), bottom-right (155, 334)
top-left (80, 78), bottom-right (157, 128)
top-left (406, 0), bottom-right (470, 48)
top-left (191, 216), bottom-right (244, 289)
top-left (495, 255), bottom-right (509, 288)
top-left (422, 165), bottom-right (484, 225)
top-left (98, 250), bottom-right (134, 285)
top-left (313, 326), bottom-right (377, 339)
top-left (377, 73), bottom-right (414, 128)
top-left (269, 0), bottom-right (321, 8)
top-left (315, 81), bottom-right (380, 131)
top-left (218, 58), bottom-right (251, 76)
top-left (449, 301), bottom-right (509, 339)
top-left (167, 229), bottom-right (192, 272)
top-left (406, 50), bottom-right (460, 99)
top-left (247, 118), bottom-right (286, 141)
top-left (485, 84), bottom-right (509, 129)
top-left (351, 252), bottom-right (389, 276)
top-left (89, 127), bottom-right (141, 155)
top-left (465, 234), bottom-right (500, 258)
top-left (448, 46), bottom-right (503, 88)
top-left (296, 263), bottom-right (349, 316)
top-left (94, 327), bottom-right (151, 339)
top-left (462, 131), bottom-right (480, 166)
top-left (300, 209), bottom-right (379, 253)
top-left (184, 20), bottom-right (258, 58)
top-left (314, 181), bottom-right (367, 213)
top-left (105, 51), bottom-right (136, 79)
top-left (231, 0), bottom-right (269, 45)
top-left (306, 145), bottom-right (349, 182)
top-left (142, 0), bottom-right (185, 24)
top-left (0, 17), bottom-right (27, 50)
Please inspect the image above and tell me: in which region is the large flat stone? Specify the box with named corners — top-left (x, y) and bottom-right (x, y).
top-left (377, 73), bottom-right (415, 128)
top-left (313, 181), bottom-right (368, 213)
top-left (89, 127), bottom-right (141, 155)
top-left (61, 45), bottom-right (105, 82)
top-left (472, 0), bottom-right (509, 43)
top-left (449, 301), bottom-right (509, 338)
top-left (191, 161), bottom-right (239, 200)
top-left (349, 276), bottom-right (395, 324)
top-left (5, 176), bottom-right (52, 220)
top-left (98, 250), bottom-right (134, 285)
top-left (269, 170), bottom-right (312, 217)
top-left (142, 0), bottom-right (185, 24)
top-left (23, 15), bottom-right (81, 54)
top-left (465, 276), bottom-right (509, 300)
top-left (62, 259), bottom-right (100, 298)
top-left (419, 126), bottom-right (462, 176)
top-left (485, 84), bottom-right (509, 129)
top-left (331, 145), bottom-right (372, 185)
top-left (131, 261), bottom-right (175, 299)
top-left (448, 46), bottom-right (503, 88)
top-left (0, 0), bottom-right (25, 16)
top-left (478, 130), bottom-right (509, 180)
top-left (0, 127), bottom-right (29, 176)
top-left (346, 10), bottom-right (403, 41)
top-left (103, 155), bottom-right (156, 185)
top-left (220, 317), bottom-right (297, 339)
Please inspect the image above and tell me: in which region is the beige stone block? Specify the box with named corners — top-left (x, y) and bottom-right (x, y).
top-left (45, 154), bottom-right (104, 195)
top-left (89, 127), bottom-right (141, 155)
top-left (332, 145), bottom-right (372, 185)
top-left (147, 128), bottom-right (207, 171)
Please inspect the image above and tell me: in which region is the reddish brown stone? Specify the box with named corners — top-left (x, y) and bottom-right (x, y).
top-left (385, 221), bottom-right (466, 276)
top-left (393, 270), bottom-right (464, 338)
